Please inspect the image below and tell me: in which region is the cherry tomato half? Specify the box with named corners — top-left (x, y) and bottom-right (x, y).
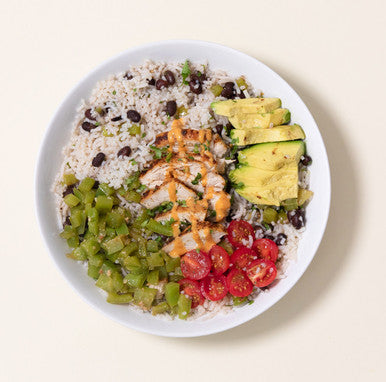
top-left (252, 238), bottom-right (279, 263)
top-left (230, 247), bottom-right (258, 269)
top-left (200, 274), bottom-right (228, 301)
top-left (209, 245), bottom-right (230, 275)
top-left (246, 259), bottom-right (277, 288)
top-left (227, 220), bottom-right (255, 248)
top-left (181, 250), bottom-right (211, 280)
top-left (179, 278), bottom-right (205, 308)
top-left (226, 268), bottom-right (254, 297)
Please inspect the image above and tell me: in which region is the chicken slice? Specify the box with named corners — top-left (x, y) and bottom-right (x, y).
top-left (140, 180), bottom-right (196, 209)
top-left (155, 205), bottom-right (206, 224)
top-left (162, 222), bottom-right (226, 257)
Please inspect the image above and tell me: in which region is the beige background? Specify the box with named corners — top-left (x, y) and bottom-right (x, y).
top-left (1, 0), bottom-right (385, 381)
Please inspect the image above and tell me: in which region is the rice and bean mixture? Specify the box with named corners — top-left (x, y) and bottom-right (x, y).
top-left (53, 60), bottom-right (309, 320)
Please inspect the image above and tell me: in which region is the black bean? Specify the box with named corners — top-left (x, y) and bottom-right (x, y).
top-left (264, 235), bottom-right (275, 241)
top-left (124, 73), bottom-right (133, 80)
top-left (164, 70), bottom-right (175, 85)
top-left (111, 116), bottom-right (122, 122)
top-left (147, 78), bottom-right (156, 86)
top-left (85, 108), bottom-right (96, 121)
top-left (214, 124), bottom-right (223, 135)
top-left (92, 152), bottom-right (106, 167)
top-left (127, 110), bottom-right (141, 123)
top-left (165, 100), bottom-right (177, 116)
top-left (92, 180), bottom-right (100, 189)
top-left (221, 82), bottom-right (235, 99)
top-left (63, 216), bottom-right (71, 227)
top-left (287, 209), bottom-right (305, 230)
top-left (189, 75), bottom-right (203, 94)
top-left (117, 146), bottom-right (132, 157)
top-left (301, 154), bottom-right (312, 166)
top-left (62, 184), bottom-right (75, 197)
top-left (275, 233), bottom-right (287, 246)
top-left (238, 91), bottom-right (246, 99)
top-left (156, 79), bottom-right (169, 90)
top-left (81, 121), bottom-right (97, 132)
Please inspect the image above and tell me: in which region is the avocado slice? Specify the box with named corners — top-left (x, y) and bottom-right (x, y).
top-left (238, 141), bottom-right (305, 171)
top-left (211, 98), bottom-right (281, 117)
top-left (229, 141), bottom-right (305, 206)
top-left (230, 165), bottom-right (299, 206)
top-left (228, 108), bottom-right (290, 129)
top-left (230, 124), bottom-right (305, 146)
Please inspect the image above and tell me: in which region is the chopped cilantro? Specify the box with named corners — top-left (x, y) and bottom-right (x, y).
top-left (161, 121), bottom-right (166, 125)
top-left (187, 155), bottom-right (195, 161)
top-left (191, 173), bottom-right (202, 185)
top-left (231, 137), bottom-right (239, 144)
top-left (133, 88), bottom-right (137, 92)
top-left (181, 60), bottom-right (191, 85)
top-left (112, 90), bottom-right (116, 95)
top-left (130, 159), bottom-right (138, 165)
top-left (166, 152), bottom-right (173, 163)
top-left (208, 209), bottom-right (216, 218)
top-left (141, 132), bottom-right (146, 138)
top-left (197, 192), bottom-right (203, 199)
top-left (137, 184), bottom-right (147, 192)
top-left (195, 248), bottom-right (200, 254)
top-left (149, 145), bottom-right (168, 160)
top-left (193, 144), bottom-right (200, 154)
top-left (95, 122), bottom-right (101, 126)
top-left (177, 200), bottom-right (187, 207)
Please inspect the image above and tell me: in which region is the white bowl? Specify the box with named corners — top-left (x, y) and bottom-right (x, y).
top-left (35, 40), bottom-right (331, 337)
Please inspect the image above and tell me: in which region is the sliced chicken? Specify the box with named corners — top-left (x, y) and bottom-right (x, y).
top-left (155, 205), bottom-right (206, 224)
top-left (140, 180), bottom-right (196, 209)
top-left (153, 129), bottom-right (228, 159)
top-left (162, 222), bottom-right (226, 257)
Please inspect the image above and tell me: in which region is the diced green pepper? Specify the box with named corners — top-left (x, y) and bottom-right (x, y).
top-left (89, 253), bottom-right (104, 268)
top-left (106, 292), bottom-right (133, 304)
top-left (147, 252), bottom-right (164, 269)
top-left (122, 256), bottom-right (142, 272)
top-left (281, 198), bottom-right (298, 211)
top-left (67, 236), bottom-right (79, 248)
top-left (152, 301), bottom-right (169, 315)
top-left (63, 193), bottom-right (80, 207)
top-left (120, 242), bottom-right (139, 259)
top-left (146, 240), bottom-right (159, 253)
top-left (116, 222), bottom-right (129, 235)
top-left (63, 173), bottom-right (78, 186)
top-left (146, 219), bottom-right (173, 236)
top-left (78, 177), bottom-right (95, 193)
top-left (95, 195), bottom-right (113, 213)
top-left (262, 207), bottom-right (278, 224)
top-left (76, 210), bottom-right (87, 235)
top-left (70, 209), bottom-right (83, 228)
top-left (81, 237), bottom-right (100, 257)
top-left (128, 124), bottom-right (141, 136)
top-left (218, 240), bottom-right (233, 254)
top-left (165, 257), bottom-right (180, 273)
top-left (147, 270), bottom-right (159, 285)
top-left (60, 225), bottom-right (77, 239)
top-left (87, 264), bottom-right (100, 280)
top-left (72, 188), bottom-right (84, 202)
top-left (177, 294), bottom-right (192, 320)
top-left (157, 266), bottom-right (168, 281)
top-left (106, 211), bottom-right (124, 228)
top-left (133, 287), bottom-right (157, 310)
top-left (138, 240), bottom-right (147, 258)
top-left (233, 296), bottom-right (247, 306)
top-left (165, 282), bottom-right (180, 308)
top-left (124, 272), bottom-right (147, 288)
top-left (123, 190), bottom-right (141, 203)
top-left (83, 190), bottom-right (96, 204)
top-left (102, 236), bottom-right (124, 255)
top-left (98, 183), bottom-right (114, 196)
top-left (236, 77), bottom-right (248, 89)
top-left (278, 209), bottom-right (289, 223)
top-left (66, 246), bottom-right (87, 261)
top-left (210, 84), bottom-right (223, 97)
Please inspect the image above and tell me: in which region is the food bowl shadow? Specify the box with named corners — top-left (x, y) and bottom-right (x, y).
top-left (171, 65), bottom-right (360, 345)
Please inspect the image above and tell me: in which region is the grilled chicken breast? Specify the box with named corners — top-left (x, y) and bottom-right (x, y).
top-left (162, 222), bottom-right (226, 257)
top-left (154, 205), bottom-right (206, 224)
top-left (140, 180), bottom-right (196, 209)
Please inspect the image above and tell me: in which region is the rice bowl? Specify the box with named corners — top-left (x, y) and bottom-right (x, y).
top-left (35, 40), bottom-right (330, 336)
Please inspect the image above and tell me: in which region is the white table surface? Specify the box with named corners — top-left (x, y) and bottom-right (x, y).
top-left (1, 0), bottom-right (385, 381)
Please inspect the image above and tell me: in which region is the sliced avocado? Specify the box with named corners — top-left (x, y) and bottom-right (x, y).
top-left (230, 124), bottom-right (305, 146)
top-left (238, 141), bottom-right (305, 171)
top-left (230, 165), bottom-right (299, 206)
top-left (228, 108), bottom-right (290, 129)
top-left (211, 98), bottom-right (281, 117)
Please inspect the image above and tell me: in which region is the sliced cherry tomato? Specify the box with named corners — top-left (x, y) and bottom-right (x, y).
top-left (246, 259), bottom-right (277, 288)
top-left (209, 245), bottom-right (230, 275)
top-left (252, 238), bottom-right (279, 262)
top-left (181, 250), bottom-right (211, 280)
top-left (230, 247), bottom-right (258, 269)
top-left (227, 220), bottom-right (255, 248)
top-left (226, 268), bottom-right (254, 297)
top-left (200, 274), bottom-right (228, 301)
top-left (179, 278), bottom-right (205, 308)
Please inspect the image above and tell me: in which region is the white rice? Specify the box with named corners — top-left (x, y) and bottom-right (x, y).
top-left (52, 60), bottom-right (308, 321)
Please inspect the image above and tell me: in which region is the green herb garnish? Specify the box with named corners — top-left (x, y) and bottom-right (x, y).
top-left (177, 200), bottom-right (187, 207)
top-left (181, 60), bottom-right (191, 85)
top-left (112, 90), bottom-right (116, 95)
top-left (191, 173), bottom-right (202, 185)
top-left (193, 144), bottom-right (200, 154)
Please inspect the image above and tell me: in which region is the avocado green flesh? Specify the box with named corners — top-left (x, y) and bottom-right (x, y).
top-left (228, 108), bottom-right (290, 129)
top-left (230, 124), bottom-right (305, 146)
top-left (211, 97), bottom-right (281, 116)
top-left (238, 141), bottom-right (305, 171)
top-left (230, 141), bottom-right (305, 206)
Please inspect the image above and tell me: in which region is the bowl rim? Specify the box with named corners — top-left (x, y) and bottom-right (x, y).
top-left (35, 39), bottom-right (331, 337)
